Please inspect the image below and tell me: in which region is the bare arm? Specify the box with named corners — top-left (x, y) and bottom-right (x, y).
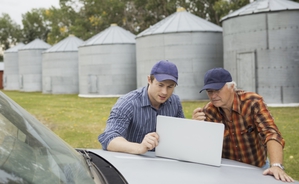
top-left (267, 140), bottom-right (283, 165)
top-left (263, 140), bottom-right (294, 182)
top-left (107, 132), bottom-right (159, 155)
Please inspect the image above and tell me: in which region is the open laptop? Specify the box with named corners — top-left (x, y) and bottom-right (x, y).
top-left (155, 115), bottom-right (224, 166)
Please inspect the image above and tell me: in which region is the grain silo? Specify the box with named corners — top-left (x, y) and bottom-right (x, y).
top-left (42, 35), bottom-right (83, 94)
top-left (3, 43), bottom-right (25, 90)
top-left (136, 7), bottom-right (223, 100)
top-left (18, 39), bottom-right (51, 92)
top-left (78, 24), bottom-right (136, 97)
top-left (221, 0), bottom-right (299, 104)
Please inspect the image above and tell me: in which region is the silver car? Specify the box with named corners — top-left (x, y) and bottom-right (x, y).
top-left (0, 91), bottom-right (297, 184)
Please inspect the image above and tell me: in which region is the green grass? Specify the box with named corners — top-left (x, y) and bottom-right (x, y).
top-left (1, 90), bottom-right (298, 180)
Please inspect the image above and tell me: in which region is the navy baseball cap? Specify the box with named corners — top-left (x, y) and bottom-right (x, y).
top-left (199, 68), bottom-right (232, 93)
top-left (150, 60), bottom-right (178, 84)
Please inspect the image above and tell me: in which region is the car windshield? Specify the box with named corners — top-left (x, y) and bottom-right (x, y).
top-left (0, 91), bottom-right (95, 184)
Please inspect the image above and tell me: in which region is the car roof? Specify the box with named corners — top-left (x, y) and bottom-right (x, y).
top-left (89, 149), bottom-right (297, 184)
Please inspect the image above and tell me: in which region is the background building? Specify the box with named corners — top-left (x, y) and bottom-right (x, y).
top-left (136, 8), bottom-right (223, 100)
top-left (42, 35), bottom-right (83, 94)
top-left (18, 39), bottom-right (51, 92)
top-left (3, 43), bottom-right (25, 90)
top-left (78, 24), bottom-right (136, 97)
top-left (221, 0), bottom-right (299, 104)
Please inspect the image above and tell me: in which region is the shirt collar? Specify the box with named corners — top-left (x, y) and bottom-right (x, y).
top-left (141, 86), bottom-right (151, 107)
top-left (232, 91), bottom-right (241, 114)
top-left (217, 91), bottom-right (241, 114)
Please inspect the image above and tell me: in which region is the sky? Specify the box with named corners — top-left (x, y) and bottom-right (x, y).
top-left (0, 0), bottom-right (60, 25)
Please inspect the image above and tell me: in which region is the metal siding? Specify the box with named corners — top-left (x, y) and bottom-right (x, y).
top-left (18, 50), bottom-right (44, 92)
top-left (42, 52), bottom-right (79, 94)
top-left (223, 14), bottom-right (268, 52)
top-left (267, 11), bottom-right (299, 49)
top-left (221, 0), bottom-right (299, 21)
top-left (88, 75), bottom-right (98, 93)
top-left (78, 44), bottom-right (136, 96)
top-left (3, 43), bottom-right (25, 90)
top-left (223, 10), bottom-right (299, 103)
top-left (44, 77), bottom-right (52, 93)
top-left (45, 36), bottom-right (83, 53)
top-left (237, 52), bottom-right (256, 92)
top-left (3, 52), bottom-right (19, 90)
top-left (20, 39), bottom-right (51, 50)
top-left (137, 9), bottom-right (222, 38)
top-left (260, 49), bottom-right (299, 103)
top-left (81, 25), bottom-right (135, 46)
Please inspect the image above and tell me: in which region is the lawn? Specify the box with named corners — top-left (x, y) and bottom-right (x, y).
top-left (1, 90), bottom-right (298, 180)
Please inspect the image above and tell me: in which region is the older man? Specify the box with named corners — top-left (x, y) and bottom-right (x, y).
top-left (99, 60), bottom-right (184, 155)
top-left (193, 68), bottom-right (294, 182)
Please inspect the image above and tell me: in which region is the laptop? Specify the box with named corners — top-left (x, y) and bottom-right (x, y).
top-left (155, 115), bottom-right (224, 166)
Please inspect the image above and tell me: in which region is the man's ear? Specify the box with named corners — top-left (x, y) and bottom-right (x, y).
top-left (231, 83), bottom-right (235, 90)
top-left (147, 75), bottom-right (151, 84)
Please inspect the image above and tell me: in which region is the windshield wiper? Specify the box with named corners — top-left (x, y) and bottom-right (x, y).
top-left (78, 149), bottom-right (94, 179)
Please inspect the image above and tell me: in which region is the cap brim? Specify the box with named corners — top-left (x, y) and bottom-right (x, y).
top-left (155, 74), bottom-right (178, 84)
top-left (199, 83), bottom-right (226, 93)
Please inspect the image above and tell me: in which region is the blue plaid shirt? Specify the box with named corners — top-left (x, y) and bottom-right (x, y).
top-left (98, 86), bottom-right (185, 150)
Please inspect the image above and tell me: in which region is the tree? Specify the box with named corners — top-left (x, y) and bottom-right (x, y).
top-left (21, 8), bottom-right (50, 44)
top-left (123, 0), bottom-right (178, 33)
top-left (44, 7), bottom-right (74, 44)
top-left (123, 0), bottom-right (249, 33)
top-left (0, 13), bottom-right (22, 51)
top-left (213, 0), bottom-right (250, 25)
top-left (72, 0), bottom-right (128, 40)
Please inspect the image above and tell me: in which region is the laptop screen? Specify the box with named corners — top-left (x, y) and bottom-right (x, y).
top-left (155, 115), bottom-right (224, 166)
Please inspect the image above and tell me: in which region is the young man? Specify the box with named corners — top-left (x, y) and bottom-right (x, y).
top-left (192, 68), bottom-right (294, 182)
top-left (98, 60), bottom-right (184, 155)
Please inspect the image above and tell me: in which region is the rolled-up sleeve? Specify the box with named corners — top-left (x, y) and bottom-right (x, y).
top-left (254, 99), bottom-right (285, 148)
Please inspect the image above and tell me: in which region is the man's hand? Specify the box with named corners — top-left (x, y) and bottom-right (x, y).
top-left (139, 132), bottom-right (159, 154)
top-left (192, 107), bottom-right (206, 121)
top-left (263, 166), bottom-right (294, 182)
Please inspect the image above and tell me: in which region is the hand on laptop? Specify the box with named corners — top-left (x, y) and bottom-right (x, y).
top-left (192, 108), bottom-right (206, 121)
top-left (139, 132), bottom-right (159, 153)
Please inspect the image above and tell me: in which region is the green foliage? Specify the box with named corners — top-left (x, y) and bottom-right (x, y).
top-left (214, 0), bottom-right (250, 25)
top-left (44, 7), bottom-right (73, 44)
top-left (0, 13), bottom-right (22, 51)
top-left (0, 0), bottom-right (254, 46)
top-left (2, 0), bottom-right (299, 50)
top-left (21, 8), bottom-right (49, 44)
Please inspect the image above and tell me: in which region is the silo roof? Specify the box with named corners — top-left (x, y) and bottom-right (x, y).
top-left (20, 39), bottom-right (51, 50)
top-left (4, 43), bottom-right (25, 53)
top-left (45, 35), bottom-right (84, 53)
top-left (137, 7), bottom-right (222, 38)
top-left (80, 24), bottom-right (136, 46)
top-left (221, 0), bottom-right (299, 21)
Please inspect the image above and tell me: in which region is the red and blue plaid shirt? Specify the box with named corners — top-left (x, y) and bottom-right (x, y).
top-left (204, 90), bottom-right (285, 167)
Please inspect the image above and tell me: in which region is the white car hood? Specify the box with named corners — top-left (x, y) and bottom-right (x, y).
top-left (88, 149), bottom-right (296, 184)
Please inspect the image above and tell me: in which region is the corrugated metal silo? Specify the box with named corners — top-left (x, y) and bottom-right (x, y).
top-left (221, 0), bottom-right (299, 104)
top-left (136, 8), bottom-right (223, 100)
top-left (18, 39), bottom-right (51, 92)
top-left (3, 43), bottom-right (25, 90)
top-left (78, 24), bottom-right (136, 97)
top-left (42, 35), bottom-right (83, 94)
